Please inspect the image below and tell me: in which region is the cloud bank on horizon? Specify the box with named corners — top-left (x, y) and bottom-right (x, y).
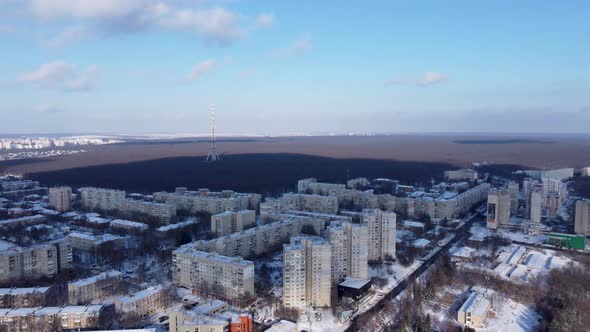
top-left (0, 0), bottom-right (589, 134)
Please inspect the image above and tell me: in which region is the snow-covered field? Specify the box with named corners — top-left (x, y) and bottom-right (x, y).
top-left (469, 223), bottom-right (548, 244)
top-left (477, 298), bottom-right (540, 332)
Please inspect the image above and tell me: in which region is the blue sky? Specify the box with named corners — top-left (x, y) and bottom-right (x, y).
top-left (0, 0), bottom-right (589, 135)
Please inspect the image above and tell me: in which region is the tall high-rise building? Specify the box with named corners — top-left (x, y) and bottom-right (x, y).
top-left (574, 199), bottom-right (590, 235)
top-left (529, 185), bottom-right (543, 224)
top-left (49, 186), bottom-right (72, 212)
top-left (486, 189), bottom-right (510, 230)
top-left (507, 181), bottom-right (519, 215)
top-left (283, 236), bottom-right (331, 309)
top-left (326, 221), bottom-right (369, 282)
top-left (362, 209), bottom-right (396, 261)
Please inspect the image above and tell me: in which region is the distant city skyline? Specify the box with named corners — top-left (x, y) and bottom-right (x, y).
top-left (0, 1), bottom-right (589, 134)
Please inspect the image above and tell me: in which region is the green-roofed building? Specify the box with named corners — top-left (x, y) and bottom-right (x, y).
top-left (548, 233), bottom-right (586, 250)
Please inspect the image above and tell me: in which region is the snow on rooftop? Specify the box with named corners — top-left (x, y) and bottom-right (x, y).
top-left (111, 219), bottom-right (148, 230)
top-left (117, 286), bottom-right (162, 304)
top-left (452, 246), bottom-right (476, 258)
top-left (266, 320), bottom-right (298, 332)
top-left (0, 240), bottom-right (17, 252)
top-left (414, 238), bottom-right (431, 248)
top-left (156, 218), bottom-right (197, 232)
top-left (339, 277), bottom-right (370, 289)
top-left (459, 292), bottom-right (490, 317)
top-left (69, 270), bottom-right (122, 287)
top-left (504, 246), bottom-right (526, 265)
top-left (403, 220), bottom-right (425, 228)
top-left (0, 214), bottom-right (45, 225)
top-left (524, 253), bottom-right (549, 270)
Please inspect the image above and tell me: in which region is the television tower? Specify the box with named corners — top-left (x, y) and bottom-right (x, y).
top-left (205, 104), bottom-right (221, 162)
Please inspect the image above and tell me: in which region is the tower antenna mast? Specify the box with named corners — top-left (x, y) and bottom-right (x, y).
top-left (205, 104), bottom-right (221, 162)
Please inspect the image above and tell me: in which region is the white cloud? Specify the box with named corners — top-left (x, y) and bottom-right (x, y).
top-left (29, 0), bottom-right (146, 19)
top-left (256, 13), bottom-right (273, 29)
top-left (29, 1), bottom-right (248, 46)
top-left (184, 59), bottom-right (216, 82)
top-left (291, 35), bottom-right (311, 53)
top-left (19, 61), bottom-right (98, 91)
top-left (19, 61), bottom-right (74, 83)
top-left (386, 71), bottom-right (448, 87)
top-left (272, 35), bottom-right (312, 58)
top-left (157, 7), bottom-right (246, 45)
top-left (48, 25), bottom-right (94, 47)
top-left (418, 72), bottom-right (448, 86)
top-left (36, 105), bottom-right (67, 113)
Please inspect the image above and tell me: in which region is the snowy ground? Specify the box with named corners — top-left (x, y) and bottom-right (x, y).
top-left (469, 223), bottom-right (548, 244)
top-left (369, 260), bottom-right (422, 291)
top-left (298, 308), bottom-right (342, 332)
top-left (477, 298), bottom-right (540, 332)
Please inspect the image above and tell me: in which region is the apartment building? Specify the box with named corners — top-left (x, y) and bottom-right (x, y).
top-left (457, 291), bottom-right (491, 328)
top-left (529, 186), bottom-right (543, 224)
top-left (153, 188), bottom-right (261, 215)
top-left (53, 239), bottom-right (73, 271)
top-left (118, 199), bottom-right (176, 224)
top-left (80, 187), bottom-right (126, 211)
top-left (211, 210), bottom-right (256, 235)
top-left (48, 186), bottom-right (72, 212)
top-left (68, 270), bottom-right (122, 305)
top-left (0, 180), bottom-right (39, 191)
top-left (110, 219), bottom-right (149, 233)
top-left (283, 236), bottom-right (331, 309)
top-left (326, 221), bottom-right (369, 281)
top-left (172, 248), bottom-right (255, 306)
top-left (362, 209), bottom-right (396, 261)
top-left (297, 178), bottom-right (346, 195)
top-left (168, 307), bottom-right (253, 332)
top-left (507, 181), bottom-right (519, 215)
top-left (266, 193), bottom-right (339, 215)
top-left (189, 217), bottom-right (325, 259)
top-left (574, 199), bottom-right (590, 235)
top-left (541, 177), bottom-right (568, 216)
top-left (0, 240), bottom-right (71, 284)
top-left (487, 189), bottom-right (510, 230)
top-left (444, 169), bottom-right (478, 182)
top-left (0, 214), bottom-right (46, 230)
top-left (0, 285), bottom-right (60, 307)
top-left (115, 286), bottom-right (168, 318)
top-left (66, 232), bottom-right (126, 265)
top-left (0, 304), bottom-right (111, 332)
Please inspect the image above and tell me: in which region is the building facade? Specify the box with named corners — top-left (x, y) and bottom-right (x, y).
top-left (172, 248), bottom-right (255, 306)
top-left (0, 240), bottom-right (72, 284)
top-left (211, 210), bottom-right (256, 235)
top-left (153, 188), bottom-right (261, 215)
top-left (48, 186), bottom-right (72, 212)
top-left (115, 286), bottom-right (168, 318)
top-left (574, 199), bottom-right (590, 235)
top-left (457, 292), bottom-right (491, 328)
top-left (68, 270), bottom-right (122, 305)
top-left (283, 236), bottom-right (331, 309)
top-left (0, 304), bottom-right (111, 332)
top-left (326, 221), bottom-right (369, 281)
top-left (80, 187), bottom-right (125, 211)
top-left (117, 199), bottom-right (176, 224)
top-left (486, 189), bottom-right (510, 229)
top-left (362, 209), bottom-right (396, 261)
